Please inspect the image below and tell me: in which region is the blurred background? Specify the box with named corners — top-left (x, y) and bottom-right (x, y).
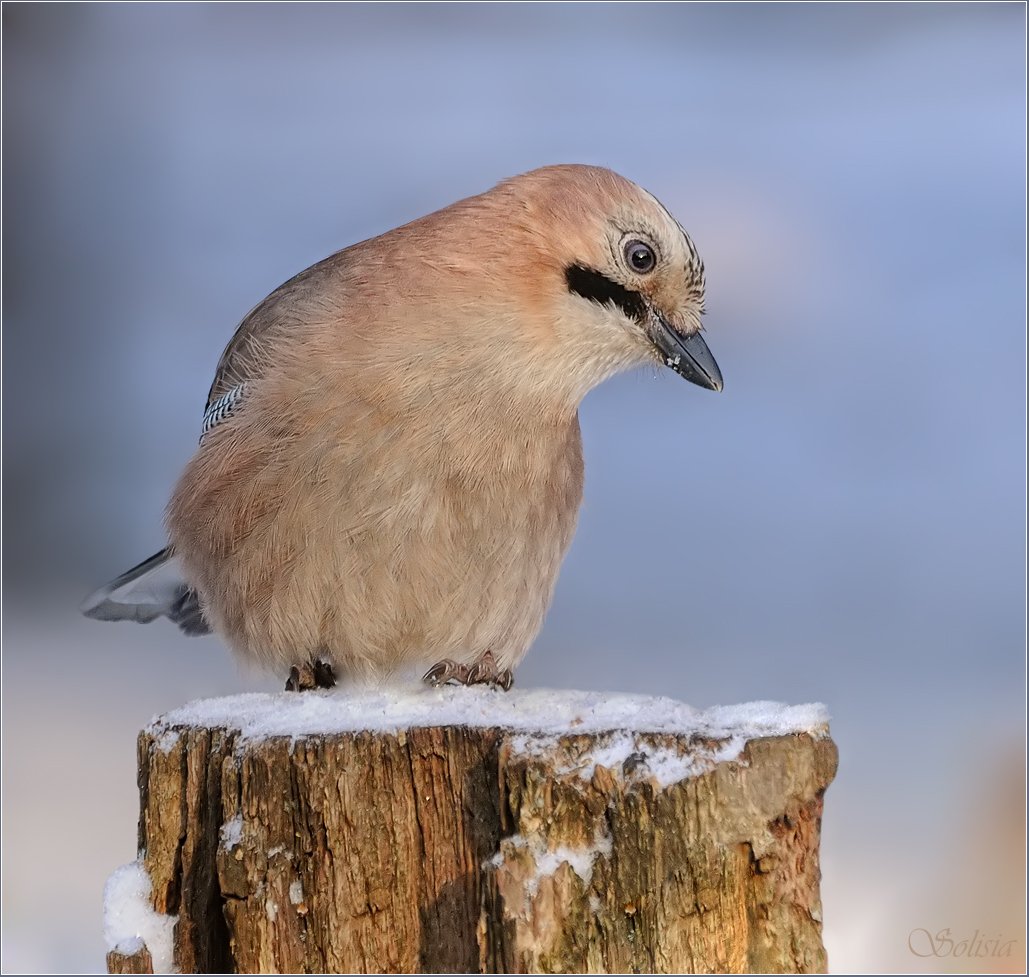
top-left (2, 4), bottom-right (1025, 972)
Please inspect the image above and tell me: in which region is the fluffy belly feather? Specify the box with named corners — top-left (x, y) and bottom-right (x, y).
top-left (168, 406), bottom-right (584, 680)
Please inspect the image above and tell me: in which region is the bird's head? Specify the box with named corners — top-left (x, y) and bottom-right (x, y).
top-left (490, 165), bottom-right (722, 400)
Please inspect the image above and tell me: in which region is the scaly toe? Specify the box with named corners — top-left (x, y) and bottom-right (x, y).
top-left (313, 659), bottom-right (337, 689)
top-left (286, 661), bottom-right (329, 692)
top-left (423, 659), bottom-right (470, 687)
top-left (285, 664), bottom-right (309, 692)
top-left (465, 650), bottom-right (514, 690)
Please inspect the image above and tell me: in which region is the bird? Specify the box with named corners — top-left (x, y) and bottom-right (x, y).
top-left (82, 164), bottom-right (722, 691)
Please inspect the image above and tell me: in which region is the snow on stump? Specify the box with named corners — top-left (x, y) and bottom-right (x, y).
top-left (104, 688), bottom-right (837, 974)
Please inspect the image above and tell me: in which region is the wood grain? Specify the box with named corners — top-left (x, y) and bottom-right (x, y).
top-left (108, 720), bottom-right (837, 974)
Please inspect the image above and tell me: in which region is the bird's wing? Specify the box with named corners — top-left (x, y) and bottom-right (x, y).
top-left (83, 254), bottom-right (354, 634)
top-left (198, 251), bottom-right (350, 441)
top-left (204, 251), bottom-right (346, 410)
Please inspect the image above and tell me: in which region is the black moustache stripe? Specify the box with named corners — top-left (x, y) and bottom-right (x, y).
top-left (565, 264), bottom-right (647, 323)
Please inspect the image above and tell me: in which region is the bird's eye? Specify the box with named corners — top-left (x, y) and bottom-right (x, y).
top-left (624, 240), bottom-right (656, 274)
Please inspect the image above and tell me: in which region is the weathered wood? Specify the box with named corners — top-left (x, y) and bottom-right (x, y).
top-left (106, 693), bottom-right (837, 974)
top-left (106, 945), bottom-right (152, 975)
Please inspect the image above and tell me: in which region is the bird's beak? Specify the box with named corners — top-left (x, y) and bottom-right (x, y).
top-left (648, 312), bottom-right (723, 391)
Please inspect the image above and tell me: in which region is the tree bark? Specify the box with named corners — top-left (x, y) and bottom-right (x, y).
top-left (106, 701), bottom-right (837, 974)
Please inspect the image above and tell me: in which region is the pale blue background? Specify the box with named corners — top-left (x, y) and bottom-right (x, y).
top-left (3, 4), bottom-right (1025, 972)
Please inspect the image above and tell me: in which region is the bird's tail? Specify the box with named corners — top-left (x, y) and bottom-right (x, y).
top-left (80, 547), bottom-right (211, 636)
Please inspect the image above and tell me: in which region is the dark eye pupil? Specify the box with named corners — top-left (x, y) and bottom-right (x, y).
top-left (627, 241), bottom-right (655, 272)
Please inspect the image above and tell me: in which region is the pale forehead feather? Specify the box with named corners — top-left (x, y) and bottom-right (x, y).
top-left (493, 165), bottom-right (703, 286)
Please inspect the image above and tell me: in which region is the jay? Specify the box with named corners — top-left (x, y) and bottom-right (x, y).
top-left (83, 165), bottom-right (722, 691)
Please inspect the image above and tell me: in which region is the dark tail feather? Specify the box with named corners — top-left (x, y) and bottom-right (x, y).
top-left (167, 587), bottom-right (210, 636)
top-left (81, 547), bottom-right (212, 636)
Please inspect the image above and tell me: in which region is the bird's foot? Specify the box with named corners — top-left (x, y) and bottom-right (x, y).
top-left (466, 649), bottom-right (514, 690)
top-left (285, 658), bottom-right (337, 692)
top-left (423, 649), bottom-right (513, 691)
top-left (422, 659), bottom-right (470, 687)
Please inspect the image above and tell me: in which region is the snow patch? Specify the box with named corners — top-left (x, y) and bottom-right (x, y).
top-left (507, 726), bottom-right (756, 788)
top-left (103, 861), bottom-right (178, 974)
top-left (219, 814), bottom-right (243, 850)
top-left (153, 729), bottom-right (181, 754)
top-left (643, 737), bottom-right (745, 786)
top-left (491, 828), bottom-right (613, 897)
top-left (148, 687), bottom-right (829, 749)
top-left (500, 698), bottom-right (829, 788)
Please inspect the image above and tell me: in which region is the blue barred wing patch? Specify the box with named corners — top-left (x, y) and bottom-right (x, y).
top-left (201, 383), bottom-right (247, 441)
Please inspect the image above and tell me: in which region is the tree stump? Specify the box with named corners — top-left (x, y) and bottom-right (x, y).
top-left (103, 688), bottom-right (837, 974)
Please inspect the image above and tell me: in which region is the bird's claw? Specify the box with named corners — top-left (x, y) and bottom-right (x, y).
top-left (422, 659), bottom-right (471, 687)
top-left (423, 650), bottom-right (514, 691)
top-left (285, 658), bottom-right (337, 692)
top-left (466, 650), bottom-right (515, 690)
